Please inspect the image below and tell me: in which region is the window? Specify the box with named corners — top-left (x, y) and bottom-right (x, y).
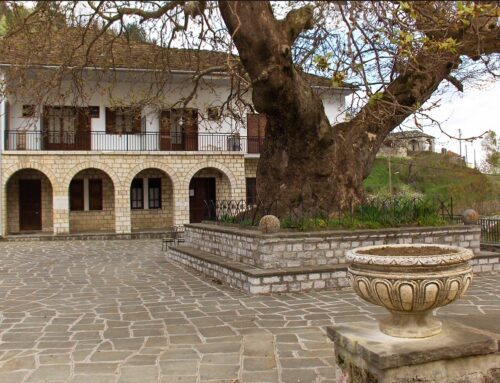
top-left (88, 179), bottom-right (103, 210)
top-left (22, 105), bottom-right (36, 117)
top-left (105, 107), bottom-right (141, 134)
top-left (88, 106), bottom-right (100, 118)
top-left (207, 106), bottom-right (221, 121)
top-left (131, 178), bottom-right (144, 209)
top-left (246, 178), bottom-right (257, 206)
top-left (70, 179), bottom-right (84, 211)
top-left (170, 109), bottom-right (198, 144)
top-left (45, 107), bottom-right (77, 144)
top-left (148, 178), bottom-right (162, 209)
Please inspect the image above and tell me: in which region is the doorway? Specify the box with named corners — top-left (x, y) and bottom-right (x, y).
top-left (189, 177), bottom-right (216, 223)
top-left (19, 179), bottom-right (42, 231)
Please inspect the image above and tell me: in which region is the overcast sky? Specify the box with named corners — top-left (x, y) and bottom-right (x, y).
top-left (414, 81), bottom-right (499, 168)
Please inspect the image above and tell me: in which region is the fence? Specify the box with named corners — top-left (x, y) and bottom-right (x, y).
top-left (4, 130), bottom-right (264, 153)
top-left (203, 196), bottom-right (456, 227)
top-left (204, 198), bottom-right (499, 243)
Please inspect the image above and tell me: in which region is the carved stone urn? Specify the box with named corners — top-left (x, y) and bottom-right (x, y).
top-left (346, 244), bottom-right (473, 338)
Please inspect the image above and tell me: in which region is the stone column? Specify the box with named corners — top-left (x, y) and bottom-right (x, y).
top-left (173, 182), bottom-right (189, 226)
top-left (52, 193), bottom-right (70, 234)
top-left (114, 186), bottom-right (131, 234)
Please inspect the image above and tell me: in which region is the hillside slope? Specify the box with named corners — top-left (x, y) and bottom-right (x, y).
top-left (364, 152), bottom-right (500, 215)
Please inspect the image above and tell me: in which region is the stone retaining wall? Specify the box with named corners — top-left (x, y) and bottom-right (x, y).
top-left (168, 246), bottom-right (350, 294)
top-left (185, 223), bottom-right (482, 269)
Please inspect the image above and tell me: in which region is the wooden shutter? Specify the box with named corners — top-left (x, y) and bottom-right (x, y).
top-left (70, 179), bottom-right (84, 211)
top-left (247, 113), bottom-right (259, 138)
top-left (88, 179), bottom-right (103, 210)
top-left (184, 109), bottom-right (198, 134)
top-left (184, 109), bottom-right (198, 150)
top-left (5, 100), bottom-right (10, 132)
top-left (132, 108), bottom-right (142, 134)
top-left (246, 178), bottom-right (257, 205)
top-left (159, 110), bottom-right (171, 150)
top-left (105, 108), bottom-right (116, 133)
top-left (258, 113), bottom-right (267, 138)
top-left (130, 178), bottom-right (144, 209)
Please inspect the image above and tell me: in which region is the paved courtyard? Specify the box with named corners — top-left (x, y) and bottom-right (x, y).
top-left (0, 240), bottom-right (498, 383)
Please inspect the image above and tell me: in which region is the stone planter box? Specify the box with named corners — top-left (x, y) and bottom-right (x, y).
top-left (166, 223), bottom-right (494, 294)
top-left (185, 223), bottom-right (481, 269)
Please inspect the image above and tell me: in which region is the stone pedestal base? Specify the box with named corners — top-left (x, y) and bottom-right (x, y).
top-left (327, 321), bottom-right (500, 383)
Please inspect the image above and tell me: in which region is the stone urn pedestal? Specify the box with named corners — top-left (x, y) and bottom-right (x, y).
top-left (346, 244), bottom-right (473, 338)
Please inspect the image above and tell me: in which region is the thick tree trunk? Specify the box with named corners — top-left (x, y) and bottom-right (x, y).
top-left (219, 1), bottom-right (498, 217)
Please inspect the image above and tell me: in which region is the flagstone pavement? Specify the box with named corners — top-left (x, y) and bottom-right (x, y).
top-left (0, 240), bottom-right (498, 383)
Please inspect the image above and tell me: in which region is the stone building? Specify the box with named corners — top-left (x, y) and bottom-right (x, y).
top-left (0, 30), bottom-right (351, 237)
top-left (378, 130), bottom-right (435, 157)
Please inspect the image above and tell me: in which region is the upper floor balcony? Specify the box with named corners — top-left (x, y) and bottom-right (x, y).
top-left (4, 130), bottom-right (264, 155)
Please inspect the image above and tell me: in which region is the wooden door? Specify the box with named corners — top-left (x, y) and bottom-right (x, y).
top-left (159, 110), bottom-right (172, 150)
top-left (184, 109), bottom-right (198, 151)
top-left (75, 110), bottom-right (91, 150)
top-left (247, 113), bottom-right (267, 153)
top-left (19, 179), bottom-right (42, 231)
top-left (189, 178), bottom-right (216, 223)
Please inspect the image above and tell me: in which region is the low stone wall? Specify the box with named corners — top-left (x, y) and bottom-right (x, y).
top-left (168, 245), bottom-right (349, 294)
top-left (185, 223), bottom-right (482, 269)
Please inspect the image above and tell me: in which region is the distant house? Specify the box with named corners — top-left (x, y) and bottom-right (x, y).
top-left (378, 130), bottom-right (435, 157)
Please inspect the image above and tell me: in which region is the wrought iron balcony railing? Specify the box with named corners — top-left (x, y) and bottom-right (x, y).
top-left (4, 130), bottom-right (264, 154)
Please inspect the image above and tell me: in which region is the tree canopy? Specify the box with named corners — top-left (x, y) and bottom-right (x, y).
top-left (1, 1), bottom-right (498, 216)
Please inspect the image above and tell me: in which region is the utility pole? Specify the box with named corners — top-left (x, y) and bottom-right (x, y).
top-left (465, 145), bottom-right (468, 167)
top-left (474, 148), bottom-right (477, 169)
top-left (388, 155), bottom-right (392, 199)
top-left (459, 129), bottom-right (462, 158)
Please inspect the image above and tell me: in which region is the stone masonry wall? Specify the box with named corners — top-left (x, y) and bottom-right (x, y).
top-left (168, 246), bottom-right (350, 294)
top-left (130, 169), bottom-right (174, 231)
top-left (244, 159), bottom-right (258, 178)
top-left (185, 224), bottom-right (482, 269)
top-left (1, 152), bottom-right (248, 236)
top-left (69, 169), bottom-right (115, 233)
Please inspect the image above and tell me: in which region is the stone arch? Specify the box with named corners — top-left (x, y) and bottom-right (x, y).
top-left (184, 161), bottom-right (238, 223)
top-left (409, 139), bottom-right (419, 152)
top-left (183, 161), bottom-right (237, 196)
top-left (128, 165), bottom-right (177, 231)
top-left (124, 161), bottom-right (180, 190)
top-left (3, 162), bottom-right (58, 191)
top-left (4, 167), bottom-right (55, 234)
top-left (67, 166), bottom-right (117, 234)
top-left (62, 161), bottom-right (121, 194)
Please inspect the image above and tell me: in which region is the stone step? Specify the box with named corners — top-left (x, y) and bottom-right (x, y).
top-left (1, 231), bottom-right (169, 242)
top-left (167, 245), bottom-right (349, 294)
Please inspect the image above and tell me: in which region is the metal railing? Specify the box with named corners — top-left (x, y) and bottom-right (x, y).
top-left (4, 130), bottom-right (264, 153)
top-left (478, 217), bottom-right (499, 244)
top-left (449, 215), bottom-right (499, 244)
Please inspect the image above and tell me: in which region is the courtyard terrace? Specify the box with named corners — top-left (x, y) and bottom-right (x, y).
top-left (0, 239), bottom-right (497, 382)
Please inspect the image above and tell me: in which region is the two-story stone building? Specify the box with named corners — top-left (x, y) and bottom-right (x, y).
top-left (0, 29), bottom-right (352, 237)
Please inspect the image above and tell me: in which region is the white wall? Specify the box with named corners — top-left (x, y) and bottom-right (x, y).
top-left (4, 69), bottom-right (348, 151)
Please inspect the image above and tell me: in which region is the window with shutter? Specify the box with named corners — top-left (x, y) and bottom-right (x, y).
top-left (131, 178), bottom-right (144, 209)
top-left (70, 179), bottom-right (84, 211)
top-left (88, 179), bottom-right (103, 211)
top-left (105, 107), bottom-right (141, 134)
top-left (148, 178), bottom-right (162, 209)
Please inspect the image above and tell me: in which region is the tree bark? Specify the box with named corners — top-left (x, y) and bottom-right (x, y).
top-left (219, 1), bottom-right (499, 217)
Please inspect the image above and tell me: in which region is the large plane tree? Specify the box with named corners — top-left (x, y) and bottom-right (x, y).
top-left (2, 1), bottom-right (499, 217)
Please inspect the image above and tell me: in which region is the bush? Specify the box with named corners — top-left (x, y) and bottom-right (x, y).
top-left (280, 197), bottom-right (446, 231)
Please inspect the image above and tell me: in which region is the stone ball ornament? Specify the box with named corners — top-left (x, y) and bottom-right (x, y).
top-left (259, 215), bottom-right (281, 234)
top-left (346, 244), bottom-right (473, 338)
top-left (462, 209), bottom-right (479, 225)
